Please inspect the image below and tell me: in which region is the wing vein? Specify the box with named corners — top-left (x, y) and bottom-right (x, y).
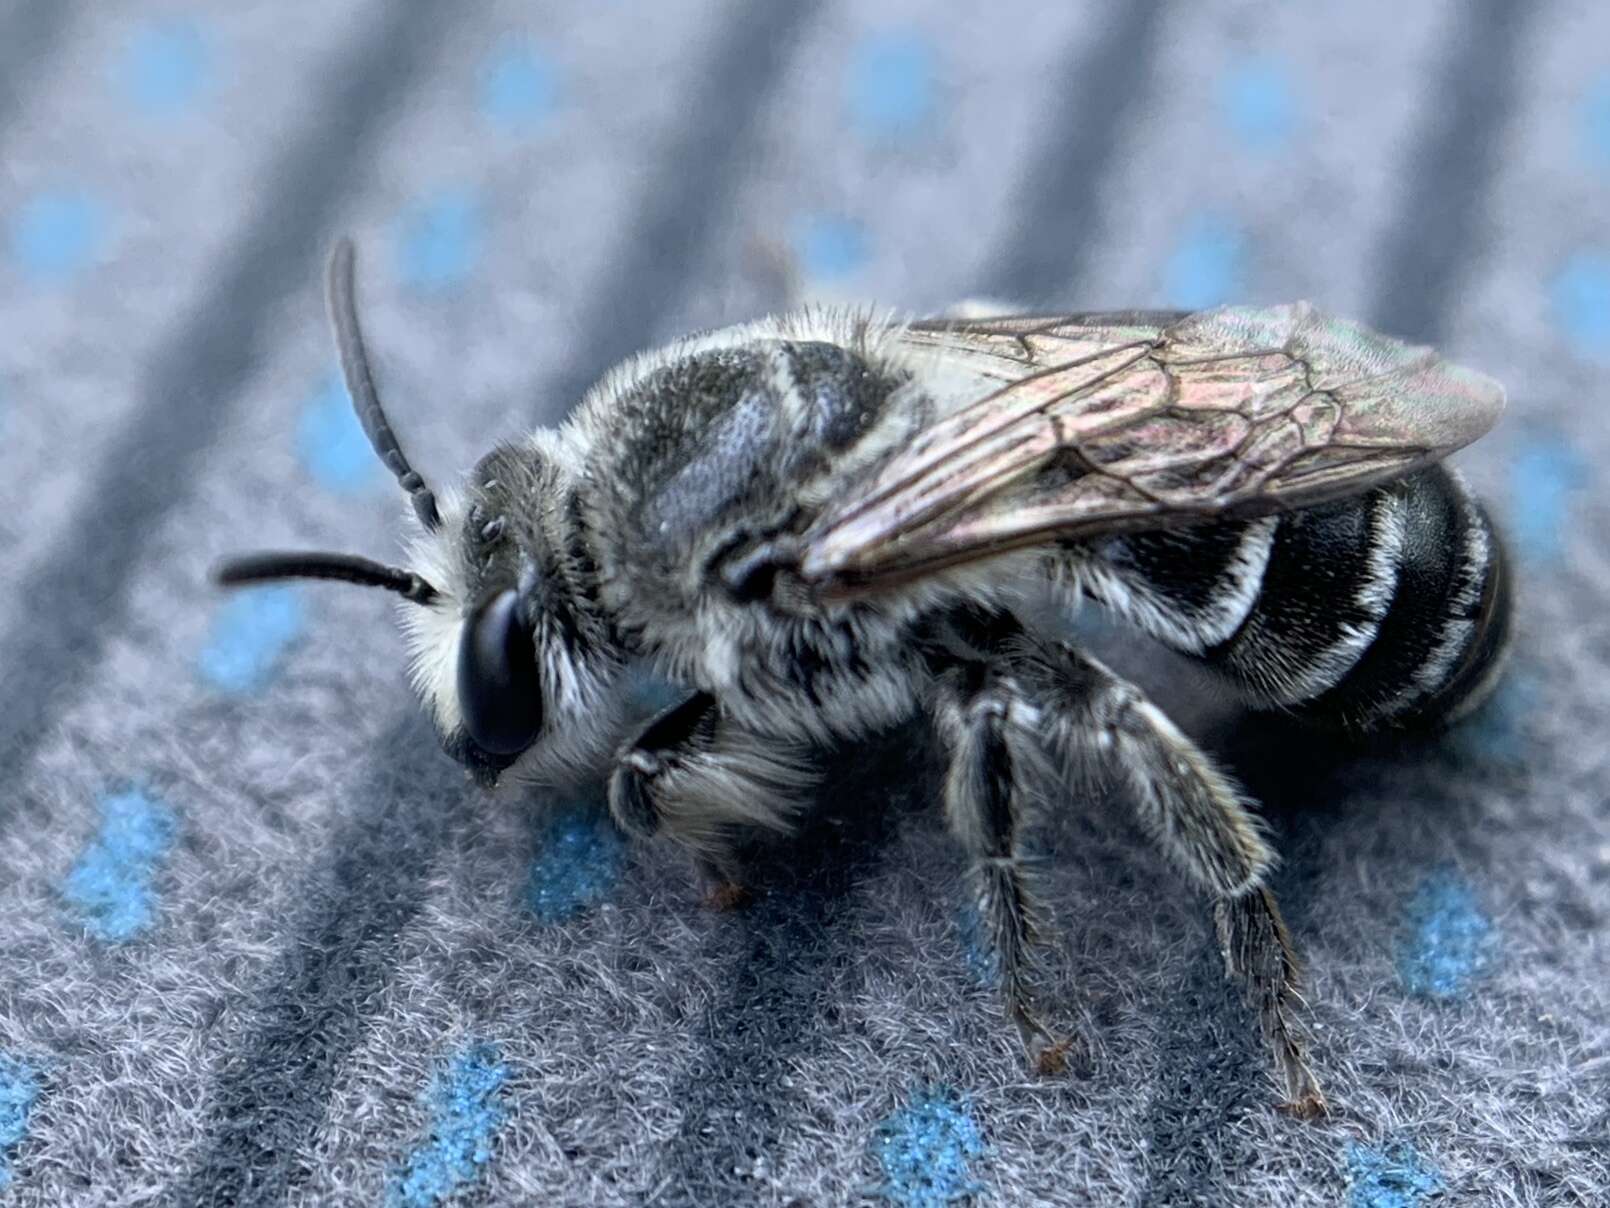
top-left (800, 305), bottom-right (1503, 595)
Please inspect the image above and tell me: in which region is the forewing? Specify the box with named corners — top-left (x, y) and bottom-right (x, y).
top-left (799, 303), bottom-right (1504, 591)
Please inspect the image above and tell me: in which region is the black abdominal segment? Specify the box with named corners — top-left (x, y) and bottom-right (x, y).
top-left (1082, 467), bottom-right (1512, 731)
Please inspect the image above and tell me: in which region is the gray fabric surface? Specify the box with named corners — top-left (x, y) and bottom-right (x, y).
top-left (2, 3), bottom-right (1608, 1205)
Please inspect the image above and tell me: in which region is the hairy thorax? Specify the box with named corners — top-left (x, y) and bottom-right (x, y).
top-left (577, 330), bottom-right (955, 743)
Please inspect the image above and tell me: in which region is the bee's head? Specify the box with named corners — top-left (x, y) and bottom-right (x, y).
top-left (393, 432), bottom-right (620, 787)
top-left (389, 484), bottom-right (548, 788)
top-left (215, 239), bottom-right (613, 787)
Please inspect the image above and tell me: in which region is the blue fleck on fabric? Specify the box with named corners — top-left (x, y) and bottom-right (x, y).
top-left (9, 192), bottom-right (106, 282)
top-left (1507, 431), bottom-right (1590, 565)
top-left (953, 901), bottom-right (1001, 989)
top-left (60, 790), bottom-right (177, 943)
top-left (390, 1043), bottom-right (510, 1208)
top-left (196, 586), bottom-right (306, 695)
top-left (396, 189), bottom-right (484, 292)
top-left (793, 213), bottom-right (870, 283)
top-left (296, 376), bottom-right (386, 495)
top-left (478, 40), bottom-right (559, 132)
top-left (1346, 1139), bottom-right (1444, 1208)
top-left (845, 33), bottom-right (939, 144)
top-left (1397, 869), bottom-right (1494, 1000)
top-left (526, 797), bottom-right (629, 925)
top-left (872, 1088), bottom-right (987, 1207)
top-left (1217, 55), bottom-right (1298, 153)
top-left (0, 1055), bottom-right (42, 1193)
top-left (117, 19), bottom-right (210, 114)
top-left (1163, 211), bottom-right (1247, 309)
top-left (1550, 250), bottom-right (1610, 362)
top-left (1, 2), bottom-right (1608, 1205)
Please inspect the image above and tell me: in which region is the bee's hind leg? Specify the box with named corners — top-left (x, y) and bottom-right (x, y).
top-left (1020, 640), bottom-right (1328, 1118)
top-left (932, 661), bottom-right (1088, 1077)
top-left (607, 690), bottom-right (815, 909)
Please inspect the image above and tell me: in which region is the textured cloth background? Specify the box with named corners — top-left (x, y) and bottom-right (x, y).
top-left (2, 3), bottom-right (1609, 1205)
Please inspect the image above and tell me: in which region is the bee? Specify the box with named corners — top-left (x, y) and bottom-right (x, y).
top-left (219, 239), bottom-right (1511, 1117)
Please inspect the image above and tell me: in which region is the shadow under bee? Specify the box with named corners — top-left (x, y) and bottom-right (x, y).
top-left (652, 722), bottom-right (937, 1199)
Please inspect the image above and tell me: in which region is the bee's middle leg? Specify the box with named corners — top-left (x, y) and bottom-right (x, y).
top-left (607, 690), bottom-right (814, 905)
top-left (932, 664), bottom-right (1086, 1076)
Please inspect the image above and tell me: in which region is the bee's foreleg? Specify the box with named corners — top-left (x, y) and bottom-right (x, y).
top-left (1029, 644), bottom-right (1328, 1118)
top-left (606, 690), bottom-right (815, 903)
top-left (932, 666), bottom-right (1087, 1077)
top-left (606, 691), bottom-right (719, 840)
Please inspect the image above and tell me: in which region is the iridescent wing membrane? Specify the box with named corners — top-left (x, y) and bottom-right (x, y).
top-left (798, 303), bottom-right (1504, 593)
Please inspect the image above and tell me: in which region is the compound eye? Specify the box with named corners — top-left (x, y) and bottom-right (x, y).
top-left (457, 587), bottom-right (542, 755)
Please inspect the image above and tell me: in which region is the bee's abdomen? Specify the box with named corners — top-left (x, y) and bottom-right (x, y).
top-left (1078, 467), bottom-right (1511, 731)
